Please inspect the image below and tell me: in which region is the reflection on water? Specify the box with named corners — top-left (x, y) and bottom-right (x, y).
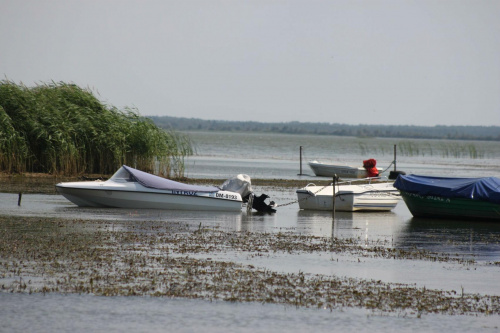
top-left (397, 217), bottom-right (500, 261)
top-left (2, 189), bottom-right (499, 262)
top-left (296, 209), bottom-right (409, 247)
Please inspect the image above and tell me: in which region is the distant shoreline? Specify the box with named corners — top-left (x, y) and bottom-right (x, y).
top-left (149, 115), bottom-right (500, 141)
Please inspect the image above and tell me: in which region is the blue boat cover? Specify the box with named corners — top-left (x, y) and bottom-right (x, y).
top-left (122, 165), bottom-right (220, 193)
top-left (393, 174), bottom-right (500, 204)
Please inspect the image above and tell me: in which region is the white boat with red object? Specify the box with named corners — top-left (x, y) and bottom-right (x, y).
top-left (308, 160), bottom-right (368, 178)
top-left (308, 158), bottom-right (395, 179)
top-left (296, 179), bottom-right (400, 212)
top-left (56, 165), bottom-right (252, 212)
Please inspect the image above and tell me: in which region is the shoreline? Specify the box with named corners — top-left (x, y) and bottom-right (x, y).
top-left (0, 172), bottom-right (324, 194)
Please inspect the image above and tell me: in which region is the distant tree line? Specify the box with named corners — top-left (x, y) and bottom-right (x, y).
top-left (149, 116), bottom-right (500, 141)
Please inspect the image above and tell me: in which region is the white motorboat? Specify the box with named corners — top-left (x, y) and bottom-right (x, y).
top-left (296, 180), bottom-right (400, 212)
top-left (56, 165), bottom-right (251, 212)
top-left (308, 160), bottom-right (368, 178)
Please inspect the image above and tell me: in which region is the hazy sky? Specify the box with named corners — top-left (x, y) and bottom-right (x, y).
top-left (1, 0), bottom-right (499, 126)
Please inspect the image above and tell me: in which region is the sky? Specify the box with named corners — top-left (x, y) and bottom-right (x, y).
top-left (1, 0), bottom-right (499, 126)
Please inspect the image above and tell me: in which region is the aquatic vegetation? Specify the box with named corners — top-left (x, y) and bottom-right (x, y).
top-left (355, 139), bottom-right (484, 160)
top-left (0, 216), bottom-right (498, 316)
top-left (0, 80), bottom-right (192, 176)
top-left (396, 140), bottom-right (484, 159)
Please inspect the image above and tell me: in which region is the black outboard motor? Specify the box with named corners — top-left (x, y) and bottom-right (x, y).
top-left (251, 193), bottom-right (276, 213)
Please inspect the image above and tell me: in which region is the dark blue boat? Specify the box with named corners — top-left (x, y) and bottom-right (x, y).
top-left (394, 175), bottom-right (500, 221)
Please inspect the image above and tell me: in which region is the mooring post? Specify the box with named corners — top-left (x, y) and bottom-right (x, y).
top-left (394, 144), bottom-right (397, 171)
top-left (331, 175), bottom-right (337, 240)
top-left (332, 175), bottom-right (336, 218)
top-left (298, 146), bottom-right (304, 175)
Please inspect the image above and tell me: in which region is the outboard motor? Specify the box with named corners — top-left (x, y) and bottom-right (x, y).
top-left (220, 174), bottom-right (276, 213)
top-left (251, 193), bottom-right (276, 213)
top-left (220, 174), bottom-right (253, 200)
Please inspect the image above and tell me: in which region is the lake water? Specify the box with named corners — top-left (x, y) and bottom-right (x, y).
top-left (3, 292), bottom-right (500, 333)
top-left (183, 131), bottom-right (500, 179)
top-left (2, 132), bottom-right (500, 332)
top-left (4, 292), bottom-right (500, 333)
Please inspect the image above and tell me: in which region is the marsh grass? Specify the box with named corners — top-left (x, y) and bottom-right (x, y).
top-left (0, 80), bottom-right (192, 176)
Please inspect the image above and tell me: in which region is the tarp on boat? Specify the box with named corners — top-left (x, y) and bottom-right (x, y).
top-left (117, 165), bottom-right (220, 192)
top-left (393, 174), bottom-right (500, 204)
top-left (220, 174), bottom-right (253, 198)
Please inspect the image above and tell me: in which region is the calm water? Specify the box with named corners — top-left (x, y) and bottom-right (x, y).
top-left (2, 293), bottom-right (500, 333)
top-left (184, 131), bottom-right (500, 179)
top-left (2, 132), bottom-right (500, 332)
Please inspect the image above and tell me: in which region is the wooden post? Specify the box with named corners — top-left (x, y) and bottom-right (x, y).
top-left (331, 175), bottom-right (336, 241)
top-left (298, 146), bottom-right (304, 175)
top-left (332, 175), bottom-right (336, 217)
top-left (18, 192), bottom-right (22, 206)
top-left (394, 144), bottom-right (397, 171)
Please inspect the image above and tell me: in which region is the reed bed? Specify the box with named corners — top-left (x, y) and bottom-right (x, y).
top-left (357, 140), bottom-right (485, 159)
top-left (0, 80), bottom-right (192, 176)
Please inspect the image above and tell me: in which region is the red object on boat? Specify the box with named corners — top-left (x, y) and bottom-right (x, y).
top-left (363, 159), bottom-right (379, 177)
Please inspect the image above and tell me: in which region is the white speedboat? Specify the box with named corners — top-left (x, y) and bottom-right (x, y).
top-left (56, 165), bottom-right (250, 212)
top-left (308, 160), bottom-right (368, 178)
top-left (296, 180), bottom-right (400, 212)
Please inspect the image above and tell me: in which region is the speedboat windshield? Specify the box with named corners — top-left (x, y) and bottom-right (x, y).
top-left (110, 165), bottom-right (220, 193)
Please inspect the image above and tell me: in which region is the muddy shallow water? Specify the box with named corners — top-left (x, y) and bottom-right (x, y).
top-left (1, 185), bottom-right (500, 332)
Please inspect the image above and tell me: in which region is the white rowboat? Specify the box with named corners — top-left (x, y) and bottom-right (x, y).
top-left (308, 160), bottom-right (368, 178)
top-left (296, 181), bottom-right (400, 212)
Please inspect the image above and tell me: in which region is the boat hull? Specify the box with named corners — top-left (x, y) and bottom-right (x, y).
top-left (56, 184), bottom-right (243, 212)
top-left (308, 161), bottom-right (367, 178)
top-left (296, 183), bottom-right (400, 212)
top-left (399, 190), bottom-right (500, 221)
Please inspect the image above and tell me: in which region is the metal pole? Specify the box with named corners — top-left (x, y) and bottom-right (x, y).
top-left (331, 175), bottom-right (337, 242)
top-left (332, 175), bottom-right (336, 218)
top-left (393, 144), bottom-right (397, 171)
top-left (298, 146), bottom-right (303, 175)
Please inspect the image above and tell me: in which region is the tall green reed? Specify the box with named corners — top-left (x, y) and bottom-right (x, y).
top-left (0, 80), bottom-right (192, 176)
